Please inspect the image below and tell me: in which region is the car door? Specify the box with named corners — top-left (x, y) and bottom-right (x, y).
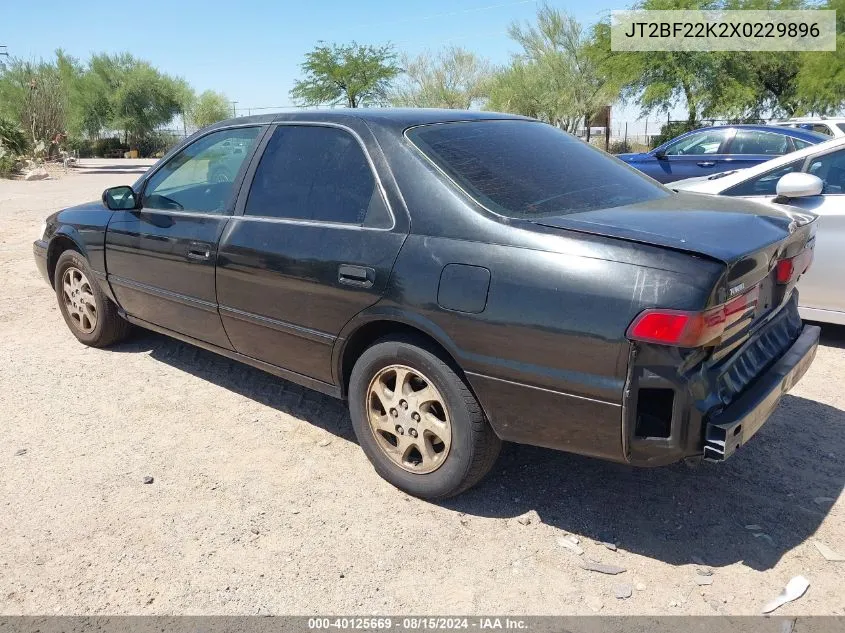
top-left (216, 123), bottom-right (408, 385)
top-left (785, 148), bottom-right (845, 316)
top-left (105, 125), bottom-right (265, 348)
top-left (722, 129), bottom-right (796, 172)
top-left (653, 128), bottom-right (733, 182)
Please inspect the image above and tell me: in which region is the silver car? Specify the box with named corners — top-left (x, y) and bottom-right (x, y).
top-left (673, 137), bottom-right (845, 325)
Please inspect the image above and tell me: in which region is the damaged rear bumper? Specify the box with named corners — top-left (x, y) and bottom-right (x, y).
top-left (703, 323), bottom-right (819, 461)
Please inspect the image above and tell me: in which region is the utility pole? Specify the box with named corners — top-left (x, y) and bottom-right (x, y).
top-left (231, 101), bottom-right (238, 118)
top-left (0, 45), bottom-right (9, 70)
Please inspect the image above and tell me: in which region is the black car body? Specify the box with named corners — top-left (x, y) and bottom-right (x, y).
top-left (34, 109), bottom-right (820, 498)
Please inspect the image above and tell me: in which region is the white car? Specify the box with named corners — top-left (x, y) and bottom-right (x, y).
top-left (673, 137), bottom-right (845, 325)
top-left (770, 117), bottom-right (845, 138)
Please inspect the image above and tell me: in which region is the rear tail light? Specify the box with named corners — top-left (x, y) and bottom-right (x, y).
top-left (627, 285), bottom-right (760, 347)
top-left (776, 247), bottom-right (814, 285)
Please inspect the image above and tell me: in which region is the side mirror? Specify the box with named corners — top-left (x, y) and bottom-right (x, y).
top-left (102, 185), bottom-right (139, 210)
top-left (775, 172), bottom-right (823, 200)
top-left (654, 149), bottom-right (668, 160)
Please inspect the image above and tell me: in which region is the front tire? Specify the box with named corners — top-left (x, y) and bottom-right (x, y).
top-left (54, 250), bottom-right (130, 347)
top-left (348, 336), bottom-right (501, 499)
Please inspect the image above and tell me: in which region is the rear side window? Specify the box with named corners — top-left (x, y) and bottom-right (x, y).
top-left (811, 124), bottom-right (833, 136)
top-left (730, 130), bottom-right (790, 155)
top-left (245, 125), bottom-right (379, 225)
top-left (792, 138), bottom-right (814, 150)
top-left (723, 159), bottom-right (803, 197)
top-left (407, 120), bottom-right (668, 218)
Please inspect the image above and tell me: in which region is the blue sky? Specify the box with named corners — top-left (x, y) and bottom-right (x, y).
top-left (2, 0), bottom-right (660, 132)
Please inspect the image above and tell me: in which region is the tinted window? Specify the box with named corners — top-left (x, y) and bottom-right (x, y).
top-left (807, 149), bottom-right (845, 194)
top-left (730, 130), bottom-right (790, 155)
top-left (407, 120), bottom-right (668, 218)
top-left (723, 159), bottom-right (803, 197)
top-left (245, 126), bottom-right (378, 224)
top-left (837, 124), bottom-right (845, 134)
top-left (792, 138), bottom-right (814, 150)
top-left (143, 127), bottom-right (261, 213)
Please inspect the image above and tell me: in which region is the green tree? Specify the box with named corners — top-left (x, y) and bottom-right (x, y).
top-left (171, 77), bottom-right (196, 136)
top-left (592, 0), bottom-right (820, 123)
top-left (591, 1), bottom-right (725, 127)
top-left (110, 62), bottom-right (183, 147)
top-left (189, 90), bottom-right (231, 128)
top-left (486, 5), bottom-right (611, 131)
top-left (0, 56), bottom-right (69, 150)
top-left (391, 46), bottom-right (492, 109)
top-left (291, 42), bottom-right (401, 108)
top-left (487, 59), bottom-right (566, 124)
top-left (795, 0), bottom-right (845, 114)
top-left (508, 5), bottom-right (612, 130)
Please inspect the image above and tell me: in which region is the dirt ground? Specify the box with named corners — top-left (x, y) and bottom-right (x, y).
top-left (1, 160), bottom-right (843, 616)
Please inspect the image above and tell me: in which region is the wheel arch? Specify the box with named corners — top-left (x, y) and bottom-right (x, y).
top-left (334, 309), bottom-right (470, 401)
top-left (47, 229), bottom-right (87, 286)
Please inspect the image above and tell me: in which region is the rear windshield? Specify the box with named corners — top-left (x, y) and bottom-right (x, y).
top-left (407, 120), bottom-right (669, 218)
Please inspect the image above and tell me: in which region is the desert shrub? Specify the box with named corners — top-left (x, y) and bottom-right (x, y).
top-left (0, 146), bottom-right (20, 178)
top-left (0, 115), bottom-right (29, 156)
top-left (136, 132), bottom-right (182, 158)
top-left (93, 137), bottom-right (128, 157)
top-left (66, 136), bottom-right (94, 158)
top-left (608, 140), bottom-right (632, 154)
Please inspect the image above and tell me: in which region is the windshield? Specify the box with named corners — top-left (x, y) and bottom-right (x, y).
top-left (407, 120), bottom-right (669, 218)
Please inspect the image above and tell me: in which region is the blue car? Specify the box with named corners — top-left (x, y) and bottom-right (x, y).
top-left (617, 124), bottom-right (828, 183)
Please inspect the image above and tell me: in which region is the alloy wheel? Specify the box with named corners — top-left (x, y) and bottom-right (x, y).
top-left (61, 266), bottom-right (97, 334)
top-left (366, 364), bottom-right (452, 474)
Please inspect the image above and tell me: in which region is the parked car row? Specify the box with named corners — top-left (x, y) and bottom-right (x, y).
top-left (617, 124), bottom-right (827, 183)
top-left (34, 110), bottom-right (821, 498)
top-left (770, 117), bottom-right (845, 138)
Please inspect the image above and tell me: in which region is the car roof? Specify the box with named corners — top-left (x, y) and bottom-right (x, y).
top-left (775, 116), bottom-right (845, 123)
top-left (686, 123), bottom-right (829, 142)
top-left (677, 135), bottom-right (845, 193)
top-left (207, 108), bottom-right (529, 133)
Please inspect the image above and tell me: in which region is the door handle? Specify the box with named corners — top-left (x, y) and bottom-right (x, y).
top-left (186, 241), bottom-right (213, 261)
top-left (338, 264), bottom-right (375, 288)
top-left (697, 161), bottom-right (716, 167)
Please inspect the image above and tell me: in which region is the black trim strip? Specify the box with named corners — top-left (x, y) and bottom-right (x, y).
top-left (219, 305), bottom-right (335, 346)
top-left (108, 275), bottom-right (218, 314)
top-left (121, 313), bottom-right (341, 399)
top-left (465, 371), bottom-right (622, 408)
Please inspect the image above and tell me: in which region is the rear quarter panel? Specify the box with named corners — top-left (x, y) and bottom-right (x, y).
top-left (382, 229), bottom-right (723, 462)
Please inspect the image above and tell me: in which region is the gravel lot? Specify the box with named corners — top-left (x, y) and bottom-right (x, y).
top-left (1, 160), bottom-right (843, 616)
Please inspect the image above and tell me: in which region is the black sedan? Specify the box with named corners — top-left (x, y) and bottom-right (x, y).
top-left (33, 110), bottom-right (820, 499)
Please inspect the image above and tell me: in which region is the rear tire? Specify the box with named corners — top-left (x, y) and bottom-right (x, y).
top-left (54, 250), bottom-right (130, 347)
top-left (348, 335), bottom-right (501, 499)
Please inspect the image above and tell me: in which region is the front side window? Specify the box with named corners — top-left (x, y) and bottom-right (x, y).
top-left (143, 127), bottom-right (261, 213)
top-left (730, 130), bottom-right (790, 156)
top-left (723, 159), bottom-right (803, 197)
top-left (807, 149), bottom-right (845, 194)
top-left (662, 130), bottom-right (726, 156)
top-left (245, 125), bottom-right (379, 225)
top-left (407, 120), bottom-right (669, 218)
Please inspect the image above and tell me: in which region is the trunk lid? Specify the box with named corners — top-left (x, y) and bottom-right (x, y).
top-left (531, 192), bottom-right (817, 345)
top-left (531, 192), bottom-right (813, 266)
